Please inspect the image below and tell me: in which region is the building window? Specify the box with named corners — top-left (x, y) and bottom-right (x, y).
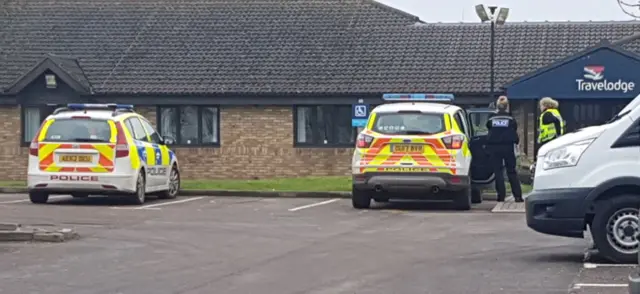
top-left (157, 106), bottom-right (219, 146)
top-left (294, 105), bottom-right (356, 147)
top-left (22, 105), bottom-right (58, 144)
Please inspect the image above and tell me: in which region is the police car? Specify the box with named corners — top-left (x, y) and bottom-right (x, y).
top-left (27, 104), bottom-right (180, 205)
top-left (351, 94), bottom-right (497, 210)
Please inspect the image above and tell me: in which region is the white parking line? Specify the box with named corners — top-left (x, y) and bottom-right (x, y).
top-left (134, 197), bottom-right (204, 210)
top-left (572, 283), bottom-right (628, 289)
top-left (584, 262), bottom-right (637, 269)
top-left (288, 198), bottom-right (340, 212)
top-left (0, 195), bottom-right (68, 204)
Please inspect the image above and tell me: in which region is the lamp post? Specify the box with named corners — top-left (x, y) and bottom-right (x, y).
top-left (475, 5), bottom-right (509, 100)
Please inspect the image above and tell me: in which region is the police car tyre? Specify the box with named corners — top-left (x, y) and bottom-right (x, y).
top-left (471, 187), bottom-right (482, 204)
top-left (453, 188), bottom-right (472, 210)
top-left (131, 171), bottom-right (146, 205)
top-left (71, 193), bottom-right (89, 198)
top-left (591, 195), bottom-right (639, 264)
top-left (29, 192), bottom-right (49, 204)
top-left (158, 166), bottom-right (180, 199)
top-left (351, 187), bottom-right (371, 209)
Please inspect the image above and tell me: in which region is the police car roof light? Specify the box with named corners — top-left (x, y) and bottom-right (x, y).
top-left (66, 103), bottom-right (134, 110)
top-left (382, 93), bottom-right (455, 102)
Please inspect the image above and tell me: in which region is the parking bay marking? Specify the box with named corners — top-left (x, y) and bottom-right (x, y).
top-left (571, 283), bottom-right (628, 289)
top-left (288, 198), bottom-right (341, 212)
top-left (0, 195), bottom-right (68, 204)
top-left (134, 197), bottom-right (204, 210)
top-left (583, 262), bottom-right (637, 269)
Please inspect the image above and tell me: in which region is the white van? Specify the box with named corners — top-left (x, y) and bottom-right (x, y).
top-left (526, 95), bottom-right (640, 263)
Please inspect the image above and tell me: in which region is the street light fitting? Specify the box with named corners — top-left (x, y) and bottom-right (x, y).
top-left (475, 4), bottom-right (490, 22)
top-left (495, 8), bottom-right (510, 25)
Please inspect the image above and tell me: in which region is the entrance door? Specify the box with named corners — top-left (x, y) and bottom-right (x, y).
top-left (465, 109), bottom-right (496, 185)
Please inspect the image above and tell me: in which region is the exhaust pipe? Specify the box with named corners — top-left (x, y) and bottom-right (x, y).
top-left (374, 185), bottom-right (383, 193)
top-left (431, 186), bottom-right (440, 194)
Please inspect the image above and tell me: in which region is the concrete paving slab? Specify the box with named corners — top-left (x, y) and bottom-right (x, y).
top-left (492, 198), bottom-right (525, 213)
top-left (0, 223), bottom-right (19, 231)
top-left (0, 230), bottom-right (33, 241)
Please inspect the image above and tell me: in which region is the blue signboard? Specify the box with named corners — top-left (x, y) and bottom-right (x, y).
top-left (352, 103), bottom-right (369, 127)
top-left (506, 46), bottom-right (640, 99)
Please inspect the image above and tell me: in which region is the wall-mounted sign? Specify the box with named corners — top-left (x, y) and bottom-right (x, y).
top-left (576, 65), bottom-right (635, 93)
top-left (351, 103), bottom-right (369, 127)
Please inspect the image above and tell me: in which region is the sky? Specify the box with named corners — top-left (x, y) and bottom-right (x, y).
top-left (376, 0), bottom-right (639, 22)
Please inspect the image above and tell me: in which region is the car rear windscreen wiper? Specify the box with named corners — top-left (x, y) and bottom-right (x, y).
top-left (402, 131), bottom-right (435, 135)
top-left (72, 138), bottom-right (109, 142)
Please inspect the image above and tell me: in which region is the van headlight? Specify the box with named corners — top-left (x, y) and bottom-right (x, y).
top-left (542, 139), bottom-right (594, 170)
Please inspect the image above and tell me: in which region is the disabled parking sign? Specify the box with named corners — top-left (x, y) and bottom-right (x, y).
top-left (352, 104), bottom-right (369, 127)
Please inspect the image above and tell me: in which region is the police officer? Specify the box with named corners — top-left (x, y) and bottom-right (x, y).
top-left (537, 96), bottom-right (565, 149)
top-left (485, 96), bottom-right (523, 202)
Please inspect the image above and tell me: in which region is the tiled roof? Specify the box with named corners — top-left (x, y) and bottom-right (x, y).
top-left (2, 0), bottom-right (640, 95)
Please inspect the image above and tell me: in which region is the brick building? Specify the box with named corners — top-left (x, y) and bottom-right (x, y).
top-left (2, 0), bottom-right (640, 180)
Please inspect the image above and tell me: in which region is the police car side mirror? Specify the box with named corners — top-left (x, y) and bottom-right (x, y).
top-left (162, 135), bottom-right (176, 145)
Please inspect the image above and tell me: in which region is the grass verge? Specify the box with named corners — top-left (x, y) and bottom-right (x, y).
top-left (0, 177), bottom-right (532, 193)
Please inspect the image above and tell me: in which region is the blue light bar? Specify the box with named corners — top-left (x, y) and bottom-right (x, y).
top-left (66, 103), bottom-right (134, 110)
top-left (382, 93), bottom-right (455, 101)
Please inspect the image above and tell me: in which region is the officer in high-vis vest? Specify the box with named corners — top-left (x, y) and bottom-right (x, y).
top-left (537, 97), bottom-right (565, 148)
top-left (486, 96), bottom-right (523, 203)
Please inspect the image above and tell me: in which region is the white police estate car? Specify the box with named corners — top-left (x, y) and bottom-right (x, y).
top-left (27, 104), bottom-right (180, 205)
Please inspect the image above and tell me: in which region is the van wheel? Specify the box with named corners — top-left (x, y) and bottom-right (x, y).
top-left (471, 187), bottom-right (483, 204)
top-left (352, 186), bottom-right (371, 209)
top-left (29, 192), bottom-right (49, 204)
top-left (453, 187), bottom-right (472, 210)
top-left (158, 166), bottom-right (180, 199)
top-left (591, 195), bottom-right (639, 264)
top-left (131, 172), bottom-right (146, 205)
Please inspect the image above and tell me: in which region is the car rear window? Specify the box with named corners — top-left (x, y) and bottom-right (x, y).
top-left (372, 112), bottom-right (445, 135)
top-left (43, 119), bottom-right (112, 142)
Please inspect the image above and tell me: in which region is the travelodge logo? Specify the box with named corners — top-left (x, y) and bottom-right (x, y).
top-left (576, 65), bottom-right (635, 93)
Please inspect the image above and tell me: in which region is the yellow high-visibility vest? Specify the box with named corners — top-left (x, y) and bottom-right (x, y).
top-left (538, 108), bottom-right (565, 144)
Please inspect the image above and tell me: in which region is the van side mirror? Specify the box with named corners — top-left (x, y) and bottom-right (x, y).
top-left (162, 135), bottom-right (176, 145)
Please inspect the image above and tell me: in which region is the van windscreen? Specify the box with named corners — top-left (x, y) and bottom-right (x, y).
top-left (43, 119), bottom-right (112, 143)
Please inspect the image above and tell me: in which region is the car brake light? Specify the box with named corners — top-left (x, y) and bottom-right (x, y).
top-left (356, 134), bottom-right (374, 148)
top-left (29, 121), bottom-right (46, 156)
top-left (115, 122), bottom-right (129, 158)
top-left (441, 134), bottom-right (464, 149)
top-left (71, 116), bottom-right (91, 119)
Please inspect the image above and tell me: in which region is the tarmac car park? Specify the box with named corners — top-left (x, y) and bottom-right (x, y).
top-left (351, 93), bottom-right (497, 210)
top-left (26, 104), bottom-right (181, 205)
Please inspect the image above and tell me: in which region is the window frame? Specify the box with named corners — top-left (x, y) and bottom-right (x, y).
top-left (453, 111), bottom-right (470, 138)
top-left (20, 104), bottom-right (59, 146)
top-left (156, 105), bottom-right (220, 147)
top-left (293, 105), bottom-right (358, 148)
top-left (126, 117), bottom-right (151, 143)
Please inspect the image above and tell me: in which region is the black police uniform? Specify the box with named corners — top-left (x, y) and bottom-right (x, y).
top-left (485, 110), bottom-right (523, 202)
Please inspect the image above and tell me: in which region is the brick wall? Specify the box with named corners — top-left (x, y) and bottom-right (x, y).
top-left (0, 106), bottom-right (29, 180)
top-left (136, 105), bottom-right (352, 180)
top-left (0, 104), bottom-right (539, 181)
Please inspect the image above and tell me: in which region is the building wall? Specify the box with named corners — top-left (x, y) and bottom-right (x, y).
top-left (137, 105), bottom-right (353, 180)
top-left (0, 104), bottom-right (539, 181)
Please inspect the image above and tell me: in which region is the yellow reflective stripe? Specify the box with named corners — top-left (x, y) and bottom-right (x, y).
top-left (160, 145), bottom-right (170, 165)
top-left (38, 143), bottom-right (60, 161)
top-left (45, 166), bottom-right (62, 172)
top-left (145, 145), bottom-right (156, 165)
top-left (120, 122), bottom-right (140, 169)
top-left (366, 112), bottom-right (377, 130)
top-left (38, 119), bottom-right (55, 141)
top-left (93, 144), bottom-right (114, 160)
top-left (444, 114), bottom-right (452, 130)
top-left (107, 120), bottom-right (117, 143)
top-left (90, 166), bottom-right (109, 173)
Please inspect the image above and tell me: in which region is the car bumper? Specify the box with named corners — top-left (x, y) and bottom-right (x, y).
top-left (353, 172), bottom-right (470, 199)
top-left (27, 172), bottom-right (137, 194)
top-left (525, 188), bottom-right (592, 238)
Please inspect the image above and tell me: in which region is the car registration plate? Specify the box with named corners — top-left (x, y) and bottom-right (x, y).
top-left (60, 155), bottom-right (92, 163)
top-left (392, 144), bottom-right (423, 153)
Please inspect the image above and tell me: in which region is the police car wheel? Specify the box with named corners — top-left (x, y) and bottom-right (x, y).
top-left (131, 172), bottom-right (146, 205)
top-left (591, 195), bottom-right (639, 264)
top-left (453, 188), bottom-right (472, 211)
top-left (352, 187), bottom-right (371, 209)
top-left (29, 192), bottom-right (49, 204)
top-left (158, 166), bottom-right (180, 199)
top-left (471, 187), bottom-right (482, 204)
